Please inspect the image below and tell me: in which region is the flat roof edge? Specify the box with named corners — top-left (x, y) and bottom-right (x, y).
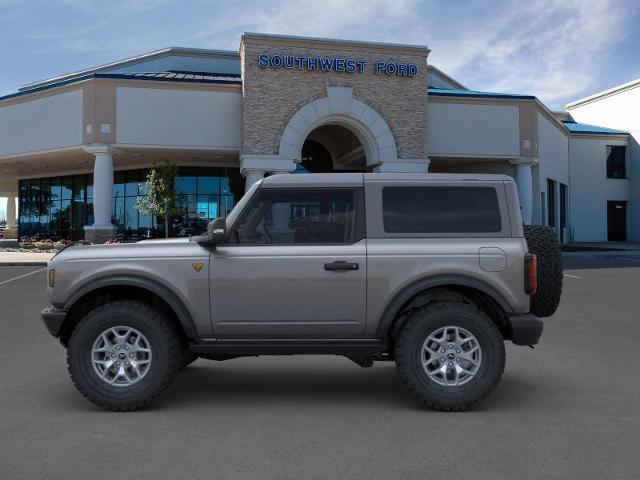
top-left (241, 32), bottom-right (430, 54)
top-left (565, 78), bottom-right (640, 109)
top-left (428, 89), bottom-right (535, 100)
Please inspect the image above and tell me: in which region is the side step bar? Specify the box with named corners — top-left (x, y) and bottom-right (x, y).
top-left (190, 339), bottom-right (388, 356)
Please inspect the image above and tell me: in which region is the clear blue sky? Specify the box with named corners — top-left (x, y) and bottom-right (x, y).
top-left (1, 0), bottom-right (639, 218)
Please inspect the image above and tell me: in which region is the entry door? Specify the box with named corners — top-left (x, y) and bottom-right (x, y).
top-left (210, 187), bottom-right (367, 338)
top-left (607, 201), bottom-right (627, 241)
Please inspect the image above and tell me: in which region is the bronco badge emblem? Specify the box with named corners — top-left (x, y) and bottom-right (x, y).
top-left (192, 263), bottom-right (204, 272)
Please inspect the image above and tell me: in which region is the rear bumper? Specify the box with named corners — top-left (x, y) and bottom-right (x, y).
top-left (42, 306), bottom-right (67, 338)
top-left (508, 314), bottom-right (543, 346)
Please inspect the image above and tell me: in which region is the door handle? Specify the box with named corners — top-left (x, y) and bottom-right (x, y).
top-left (324, 261), bottom-right (359, 271)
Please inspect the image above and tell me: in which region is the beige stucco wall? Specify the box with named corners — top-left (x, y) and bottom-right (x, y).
top-left (116, 86), bottom-right (242, 148)
top-left (240, 35), bottom-right (429, 160)
top-left (0, 89), bottom-right (83, 157)
top-left (427, 102), bottom-right (520, 157)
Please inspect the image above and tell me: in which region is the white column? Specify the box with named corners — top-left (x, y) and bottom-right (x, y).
top-left (6, 195), bottom-right (16, 229)
top-left (83, 145), bottom-right (118, 242)
top-left (244, 170), bottom-right (265, 193)
top-left (240, 154), bottom-right (295, 193)
top-left (510, 158), bottom-right (538, 225)
top-left (90, 149), bottom-right (115, 226)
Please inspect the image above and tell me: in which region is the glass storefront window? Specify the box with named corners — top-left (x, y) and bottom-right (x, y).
top-left (197, 176), bottom-right (219, 195)
top-left (176, 175), bottom-right (197, 194)
top-left (18, 166), bottom-right (242, 241)
top-left (61, 177), bottom-right (73, 201)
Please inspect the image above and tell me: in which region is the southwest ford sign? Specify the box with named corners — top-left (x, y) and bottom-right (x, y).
top-left (257, 54), bottom-right (418, 77)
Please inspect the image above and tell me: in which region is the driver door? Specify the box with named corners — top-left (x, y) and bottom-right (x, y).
top-left (209, 187), bottom-right (367, 338)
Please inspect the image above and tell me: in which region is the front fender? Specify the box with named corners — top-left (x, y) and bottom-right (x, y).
top-left (62, 274), bottom-right (199, 339)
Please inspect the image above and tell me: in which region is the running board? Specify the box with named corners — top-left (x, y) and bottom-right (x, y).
top-left (190, 339), bottom-right (388, 356)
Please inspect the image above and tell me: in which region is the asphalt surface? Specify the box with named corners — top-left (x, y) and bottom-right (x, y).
top-left (1, 257), bottom-right (639, 479)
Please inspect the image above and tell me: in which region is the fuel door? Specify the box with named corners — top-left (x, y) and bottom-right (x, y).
top-left (478, 247), bottom-right (507, 272)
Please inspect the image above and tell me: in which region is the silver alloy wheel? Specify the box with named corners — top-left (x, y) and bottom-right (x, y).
top-left (421, 325), bottom-right (482, 386)
top-left (91, 326), bottom-right (152, 387)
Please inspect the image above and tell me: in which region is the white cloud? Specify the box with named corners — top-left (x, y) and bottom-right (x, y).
top-left (185, 0), bottom-right (632, 107)
top-left (423, 0), bottom-right (630, 107)
top-left (6, 0), bottom-right (635, 108)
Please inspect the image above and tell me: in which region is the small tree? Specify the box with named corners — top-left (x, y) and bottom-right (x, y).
top-left (136, 161), bottom-right (178, 238)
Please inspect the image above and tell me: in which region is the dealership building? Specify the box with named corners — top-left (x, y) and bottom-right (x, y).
top-left (0, 33), bottom-right (636, 243)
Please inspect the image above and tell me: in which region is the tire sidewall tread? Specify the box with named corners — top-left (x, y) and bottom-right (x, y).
top-left (395, 301), bottom-right (505, 411)
top-left (67, 300), bottom-right (182, 411)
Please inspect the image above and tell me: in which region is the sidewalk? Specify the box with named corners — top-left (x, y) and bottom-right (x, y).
top-left (561, 242), bottom-right (640, 258)
top-left (0, 251), bottom-right (55, 266)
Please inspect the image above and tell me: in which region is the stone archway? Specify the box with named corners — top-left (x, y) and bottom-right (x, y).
top-left (278, 86), bottom-right (398, 170)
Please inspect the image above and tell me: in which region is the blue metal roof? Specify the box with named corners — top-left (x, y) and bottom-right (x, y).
top-left (118, 71), bottom-right (241, 82)
top-left (428, 87), bottom-right (536, 100)
top-left (562, 121), bottom-right (628, 135)
top-left (0, 71), bottom-right (242, 102)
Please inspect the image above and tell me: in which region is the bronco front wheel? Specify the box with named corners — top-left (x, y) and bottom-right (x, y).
top-left (67, 300), bottom-right (182, 411)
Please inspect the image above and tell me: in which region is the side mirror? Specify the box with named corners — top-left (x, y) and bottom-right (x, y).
top-left (208, 217), bottom-right (227, 243)
top-left (192, 217), bottom-right (227, 247)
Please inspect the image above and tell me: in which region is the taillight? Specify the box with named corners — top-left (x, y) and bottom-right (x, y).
top-left (524, 254), bottom-right (537, 295)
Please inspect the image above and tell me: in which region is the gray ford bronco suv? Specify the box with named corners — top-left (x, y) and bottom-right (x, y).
top-left (42, 173), bottom-right (562, 411)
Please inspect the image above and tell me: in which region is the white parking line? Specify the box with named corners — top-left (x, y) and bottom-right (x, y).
top-left (563, 273), bottom-right (581, 279)
top-left (0, 268), bottom-right (46, 287)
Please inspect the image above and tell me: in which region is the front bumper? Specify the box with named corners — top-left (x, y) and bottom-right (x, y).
top-left (508, 314), bottom-right (543, 346)
top-left (42, 306), bottom-right (68, 338)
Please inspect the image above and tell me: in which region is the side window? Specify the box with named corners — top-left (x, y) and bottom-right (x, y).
top-left (233, 189), bottom-right (358, 245)
top-left (606, 146), bottom-right (626, 179)
top-left (382, 186), bottom-right (502, 234)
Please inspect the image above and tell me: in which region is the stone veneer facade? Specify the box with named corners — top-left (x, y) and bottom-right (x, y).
top-left (240, 34), bottom-right (430, 166)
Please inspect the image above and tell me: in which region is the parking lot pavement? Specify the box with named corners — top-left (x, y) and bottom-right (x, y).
top-left (1, 258), bottom-right (639, 480)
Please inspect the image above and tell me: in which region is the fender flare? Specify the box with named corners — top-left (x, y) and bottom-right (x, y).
top-left (374, 274), bottom-right (513, 338)
top-left (63, 275), bottom-right (198, 339)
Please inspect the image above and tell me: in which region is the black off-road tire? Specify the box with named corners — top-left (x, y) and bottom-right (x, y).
top-left (67, 300), bottom-right (182, 411)
top-left (523, 225), bottom-right (563, 318)
top-left (395, 301), bottom-right (505, 411)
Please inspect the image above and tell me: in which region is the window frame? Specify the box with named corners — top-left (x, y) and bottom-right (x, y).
top-left (227, 187), bottom-right (365, 246)
top-left (365, 180), bottom-right (511, 238)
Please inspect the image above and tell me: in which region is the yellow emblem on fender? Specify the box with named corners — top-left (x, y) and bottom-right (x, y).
top-left (192, 262), bottom-right (204, 273)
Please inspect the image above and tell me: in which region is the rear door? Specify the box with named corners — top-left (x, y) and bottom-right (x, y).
top-left (210, 186), bottom-right (367, 338)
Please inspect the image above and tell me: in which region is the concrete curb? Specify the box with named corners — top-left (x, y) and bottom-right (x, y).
top-left (0, 262), bottom-right (48, 266)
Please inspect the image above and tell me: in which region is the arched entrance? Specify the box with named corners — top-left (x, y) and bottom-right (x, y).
top-left (299, 124), bottom-right (367, 173)
top-left (278, 86), bottom-right (399, 173)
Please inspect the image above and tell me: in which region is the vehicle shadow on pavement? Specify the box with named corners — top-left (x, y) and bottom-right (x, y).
top-left (137, 361), bottom-right (546, 412)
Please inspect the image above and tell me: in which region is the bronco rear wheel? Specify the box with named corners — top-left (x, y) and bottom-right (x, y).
top-left (395, 301), bottom-right (505, 411)
top-left (67, 300), bottom-right (182, 411)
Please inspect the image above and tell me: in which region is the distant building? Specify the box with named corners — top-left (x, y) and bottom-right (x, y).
top-left (0, 33), bottom-right (635, 242)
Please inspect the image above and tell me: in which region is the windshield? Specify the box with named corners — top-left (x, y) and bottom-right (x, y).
top-left (225, 180), bottom-right (261, 230)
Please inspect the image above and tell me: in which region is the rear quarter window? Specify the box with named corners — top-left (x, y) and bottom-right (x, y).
top-left (382, 186), bottom-right (502, 233)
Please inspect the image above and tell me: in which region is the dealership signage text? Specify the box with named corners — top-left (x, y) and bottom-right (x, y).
top-left (257, 54), bottom-right (418, 77)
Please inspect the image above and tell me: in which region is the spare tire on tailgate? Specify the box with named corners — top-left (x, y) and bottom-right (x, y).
top-left (523, 225), bottom-right (563, 317)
